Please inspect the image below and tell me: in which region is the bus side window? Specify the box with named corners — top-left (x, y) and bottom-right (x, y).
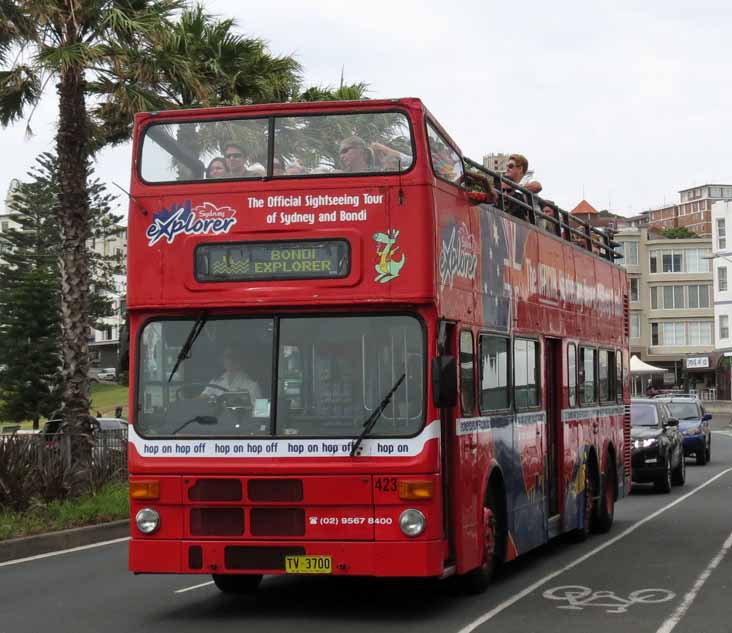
top-left (616, 352), bottom-right (623, 402)
top-left (514, 338), bottom-right (540, 409)
top-left (479, 334), bottom-right (510, 412)
top-left (459, 330), bottom-right (475, 416)
top-left (568, 343), bottom-right (577, 408)
top-left (599, 349), bottom-right (609, 402)
top-left (579, 346), bottom-right (596, 405)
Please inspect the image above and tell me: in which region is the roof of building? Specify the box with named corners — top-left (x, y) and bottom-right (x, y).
top-left (571, 200), bottom-right (599, 215)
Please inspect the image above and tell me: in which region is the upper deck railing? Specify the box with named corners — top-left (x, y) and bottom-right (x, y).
top-left (463, 158), bottom-right (620, 263)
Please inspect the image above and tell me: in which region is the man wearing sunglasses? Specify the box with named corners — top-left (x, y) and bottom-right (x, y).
top-left (504, 154), bottom-right (542, 194)
top-left (223, 142), bottom-right (252, 178)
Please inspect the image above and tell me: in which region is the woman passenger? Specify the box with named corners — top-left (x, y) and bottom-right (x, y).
top-left (206, 157), bottom-right (229, 179)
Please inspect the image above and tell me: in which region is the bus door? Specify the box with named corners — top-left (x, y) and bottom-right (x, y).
top-left (545, 338), bottom-right (562, 521)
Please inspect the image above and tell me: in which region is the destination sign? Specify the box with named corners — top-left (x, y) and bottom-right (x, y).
top-left (195, 239), bottom-right (350, 281)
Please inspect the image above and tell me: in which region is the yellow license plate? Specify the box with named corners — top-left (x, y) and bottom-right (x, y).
top-left (284, 555), bottom-right (332, 574)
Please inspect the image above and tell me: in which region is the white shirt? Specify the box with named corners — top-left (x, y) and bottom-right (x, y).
top-left (202, 370), bottom-right (261, 400)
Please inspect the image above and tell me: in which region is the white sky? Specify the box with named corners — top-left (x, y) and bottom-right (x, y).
top-left (1, 0), bottom-right (731, 217)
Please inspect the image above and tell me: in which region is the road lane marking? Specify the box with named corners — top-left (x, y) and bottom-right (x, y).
top-left (655, 528), bottom-right (732, 633)
top-left (175, 580), bottom-right (214, 594)
top-left (0, 537), bottom-right (130, 568)
top-left (456, 467), bottom-right (732, 633)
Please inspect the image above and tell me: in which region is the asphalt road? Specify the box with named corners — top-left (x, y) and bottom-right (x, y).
top-left (2, 417), bottom-right (732, 633)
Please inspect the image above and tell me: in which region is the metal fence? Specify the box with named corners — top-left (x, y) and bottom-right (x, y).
top-left (0, 429), bottom-right (128, 480)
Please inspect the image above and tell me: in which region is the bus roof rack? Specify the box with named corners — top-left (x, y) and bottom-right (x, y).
top-left (463, 158), bottom-right (619, 263)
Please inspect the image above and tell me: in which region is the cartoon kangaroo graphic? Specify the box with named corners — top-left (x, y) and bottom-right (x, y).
top-left (373, 230), bottom-right (406, 283)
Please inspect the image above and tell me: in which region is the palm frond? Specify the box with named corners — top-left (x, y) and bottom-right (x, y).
top-left (0, 65), bottom-right (41, 126)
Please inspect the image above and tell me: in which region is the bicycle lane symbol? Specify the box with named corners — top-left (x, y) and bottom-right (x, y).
top-left (543, 585), bottom-right (676, 614)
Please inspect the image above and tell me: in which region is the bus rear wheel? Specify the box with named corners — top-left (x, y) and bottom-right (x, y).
top-left (212, 573), bottom-right (262, 594)
top-left (460, 482), bottom-right (506, 594)
top-left (593, 456), bottom-right (615, 534)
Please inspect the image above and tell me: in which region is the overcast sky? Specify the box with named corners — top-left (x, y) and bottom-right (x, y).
top-left (2, 0), bottom-right (731, 217)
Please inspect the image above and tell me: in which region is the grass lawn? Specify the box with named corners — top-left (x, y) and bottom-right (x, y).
top-left (0, 483), bottom-right (129, 541)
top-left (7, 383), bottom-right (129, 430)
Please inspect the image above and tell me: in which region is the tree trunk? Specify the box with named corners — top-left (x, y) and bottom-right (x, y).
top-left (56, 66), bottom-right (93, 460)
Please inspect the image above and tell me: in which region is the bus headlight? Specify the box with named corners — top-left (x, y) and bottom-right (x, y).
top-left (136, 508), bottom-right (160, 534)
top-left (399, 509), bottom-right (426, 537)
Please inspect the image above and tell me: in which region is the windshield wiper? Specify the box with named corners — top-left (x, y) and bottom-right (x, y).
top-left (350, 373), bottom-right (406, 457)
top-left (171, 415), bottom-right (218, 435)
top-left (168, 312), bottom-right (207, 383)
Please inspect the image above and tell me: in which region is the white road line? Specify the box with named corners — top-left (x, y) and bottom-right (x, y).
top-left (174, 580), bottom-right (214, 594)
top-left (456, 467), bottom-right (732, 633)
top-left (0, 536), bottom-right (130, 568)
top-left (655, 528), bottom-right (732, 633)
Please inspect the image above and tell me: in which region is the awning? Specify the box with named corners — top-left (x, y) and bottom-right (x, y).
top-left (630, 355), bottom-right (666, 374)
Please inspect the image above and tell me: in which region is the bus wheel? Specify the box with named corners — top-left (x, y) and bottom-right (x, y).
top-left (460, 483), bottom-right (505, 594)
top-left (212, 573), bottom-right (262, 594)
top-left (593, 457), bottom-right (615, 534)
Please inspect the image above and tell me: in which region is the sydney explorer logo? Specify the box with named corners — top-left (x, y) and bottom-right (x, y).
top-left (439, 222), bottom-right (478, 290)
top-left (146, 200), bottom-right (237, 246)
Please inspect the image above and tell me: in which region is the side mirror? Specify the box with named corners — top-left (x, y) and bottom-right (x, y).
top-left (665, 417), bottom-right (679, 427)
top-left (702, 413), bottom-right (712, 422)
top-left (432, 356), bottom-right (457, 409)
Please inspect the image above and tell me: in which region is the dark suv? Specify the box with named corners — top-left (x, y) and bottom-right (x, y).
top-left (631, 398), bottom-right (685, 492)
top-left (655, 396), bottom-right (712, 465)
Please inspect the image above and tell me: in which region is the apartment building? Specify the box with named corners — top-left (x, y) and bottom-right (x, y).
top-left (615, 227), bottom-right (715, 396)
top-left (711, 200), bottom-right (732, 398)
top-left (643, 184), bottom-right (732, 237)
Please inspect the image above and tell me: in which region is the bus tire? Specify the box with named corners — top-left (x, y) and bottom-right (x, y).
top-left (593, 453), bottom-right (616, 534)
top-left (459, 479), bottom-right (506, 594)
top-left (212, 573), bottom-right (262, 594)
top-left (570, 456), bottom-right (597, 542)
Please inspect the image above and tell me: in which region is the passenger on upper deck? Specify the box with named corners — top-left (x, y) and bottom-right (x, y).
top-left (205, 157), bottom-right (229, 179)
top-left (370, 142), bottom-right (411, 171)
top-left (503, 154), bottom-right (542, 194)
top-left (202, 345), bottom-right (262, 401)
top-left (339, 136), bottom-right (375, 173)
top-left (223, 142), bottom-right (250, 178)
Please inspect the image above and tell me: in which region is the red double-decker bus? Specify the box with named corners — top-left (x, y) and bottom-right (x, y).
top-left (127, 98), bottom-right (630, 593)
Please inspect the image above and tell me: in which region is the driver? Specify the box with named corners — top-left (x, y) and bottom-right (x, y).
top-left (201, 346), bottom-right (261, 400)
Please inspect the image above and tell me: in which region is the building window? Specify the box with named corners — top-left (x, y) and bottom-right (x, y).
top-left (514, 339), bottom-right (540, 409)
top-left (661, 250), bottom-right (683, 273)
top-left (630, 278), bottom-right (639, 302)
top-left (686, 249), bottom-right (711, 273)
top-left (662, 322), bottom-right (686, 346)
top-left (567, 344), bottom-right (577, 408)
top-left (460, 330), bottom-right (475, 416)
top-left (688, 321), bottom-right (713, 345)
top-left (625, 242), bottom-right (638, 265)
top-left (688, 285), bottom-right (710, 309)
top-left (662, 285), bottom-right (685, 309)
top-left (719, 267), bottom-right (728, 293)
top-left (649, 252), bottom-right (657, 273)
top-left (720, 316), bottom-right (729, 340)
top-left (615, 243), bottom-right (624, 265)
top-left (479, 335), bottom-right (510, 412)
top-left (717, 218), bottom-right (726, 250)
top-left (650, 287), bottom-right (658, 309)
top-left (579, 347), bottom-right (596, 405)
top-left (630, 314), bottom-right (640, 339)
top-left (651, 323), bottom-right (659, 346)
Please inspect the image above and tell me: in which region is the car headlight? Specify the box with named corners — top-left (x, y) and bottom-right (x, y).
top-left (399, 509), bottom-right (426, 537)
top-left (634, 438), bottom-right (657, 449)
top-left (135, 508), bottom-right (160, 534)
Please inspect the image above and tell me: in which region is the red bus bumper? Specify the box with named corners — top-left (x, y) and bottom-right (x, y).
top-left (129, 538), bottom-right (446, 577)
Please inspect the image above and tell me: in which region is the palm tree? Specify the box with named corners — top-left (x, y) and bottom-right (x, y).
top-left (0, 1), bottom-right (299, 449)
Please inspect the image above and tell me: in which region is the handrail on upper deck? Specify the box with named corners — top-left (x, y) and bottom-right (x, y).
top-left (462, 158), bottom-right (620, 263)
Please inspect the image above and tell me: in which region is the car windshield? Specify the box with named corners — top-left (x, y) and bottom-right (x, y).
top-left (137, 315), bottom-right (424, 438)
top-left (140, 111), bottom-right (414, 182)
top-left (666, 402), bottom-right (700, 420)
top-left (631, 404), bottom-right (659, 427)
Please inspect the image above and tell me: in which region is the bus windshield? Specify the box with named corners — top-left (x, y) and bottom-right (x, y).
top-left (137, 315), bottom-right (424, 438)
top-left (140, 111), bottom-right (414, 183)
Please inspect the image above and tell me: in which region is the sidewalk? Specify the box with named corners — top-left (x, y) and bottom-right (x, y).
top-left (699, 400), bottom-right (732, 416)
